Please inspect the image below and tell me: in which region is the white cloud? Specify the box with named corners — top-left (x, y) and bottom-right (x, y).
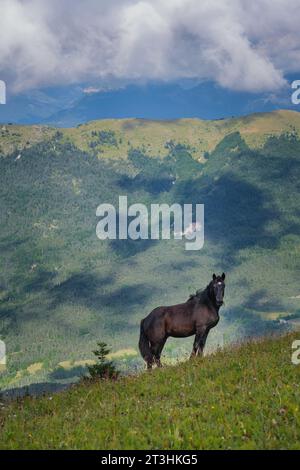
top-left (0, 0), bottom-right (298, 93)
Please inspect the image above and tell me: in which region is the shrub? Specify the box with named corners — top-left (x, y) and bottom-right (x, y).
top-left (87, 342), bottom-right (119, 380)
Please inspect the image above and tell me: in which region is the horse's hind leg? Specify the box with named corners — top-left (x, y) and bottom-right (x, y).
top-left (147, 356), bottom-right (154, 370)
top-left (152, 337), bottom-right (167, 368)
top-left (146, 344), bottom-right (156, 369)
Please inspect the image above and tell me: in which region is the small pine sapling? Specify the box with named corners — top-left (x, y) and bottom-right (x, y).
top-left (87, 342), bottom-right (119, 380)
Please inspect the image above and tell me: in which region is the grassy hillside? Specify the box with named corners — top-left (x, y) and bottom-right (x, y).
top-left (0, 110), bottom-right (300, 393)
top-left (1, 109), bottom-right (300, 159)
top-left (0, 332), bottom-right (300, 450)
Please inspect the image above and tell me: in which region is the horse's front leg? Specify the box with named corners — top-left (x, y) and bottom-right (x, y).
top-left (190, 335), bottom-right (199, 358)
top-left (190, 327), bottom-right (208, 358)
top-left (197, 329), bottom-right (209, 356)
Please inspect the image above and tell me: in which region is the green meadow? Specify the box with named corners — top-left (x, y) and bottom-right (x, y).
top-left (0, 332), bottom-right (299, 449)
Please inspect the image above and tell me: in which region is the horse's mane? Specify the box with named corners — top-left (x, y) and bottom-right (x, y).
top-left (187, 284), bottom-right (211, 304)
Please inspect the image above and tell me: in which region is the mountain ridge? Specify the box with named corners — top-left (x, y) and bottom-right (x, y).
top-left (1, 109), bottom-right (300, 160)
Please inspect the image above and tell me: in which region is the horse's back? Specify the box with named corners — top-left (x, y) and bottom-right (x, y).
top-left (145, 302), bottom-right (191, 323)
top-left (143, 305), bottom-right (166, 328)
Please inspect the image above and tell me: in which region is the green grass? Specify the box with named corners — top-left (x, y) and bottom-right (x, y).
top-left (0, 332), bottom-right (300, 449)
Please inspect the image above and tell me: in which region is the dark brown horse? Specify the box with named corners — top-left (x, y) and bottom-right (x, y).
top-left (139, 273), bottom-right (225, 368)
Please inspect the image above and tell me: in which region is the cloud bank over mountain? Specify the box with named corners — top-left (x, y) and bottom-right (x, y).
top-left (0, 0), bottom-right (299, 93)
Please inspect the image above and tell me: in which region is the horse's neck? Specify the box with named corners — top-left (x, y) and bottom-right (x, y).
top-left (189, 284), bottom-right (219, 312)
top-left (202, 284), bottom-right (219, 311)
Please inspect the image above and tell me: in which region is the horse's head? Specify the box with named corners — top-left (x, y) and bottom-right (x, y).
top-left (211, 273), bottom-right (226, 307)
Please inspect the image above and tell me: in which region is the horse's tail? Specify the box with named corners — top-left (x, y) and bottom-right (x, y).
top-left (139, 319), bottom-right (152, 362)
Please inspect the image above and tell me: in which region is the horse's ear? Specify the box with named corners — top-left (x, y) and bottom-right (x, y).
top-left (221, 272), bottom-right (226, 280)
top-left (212, 273), bottom-right (216, 280)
